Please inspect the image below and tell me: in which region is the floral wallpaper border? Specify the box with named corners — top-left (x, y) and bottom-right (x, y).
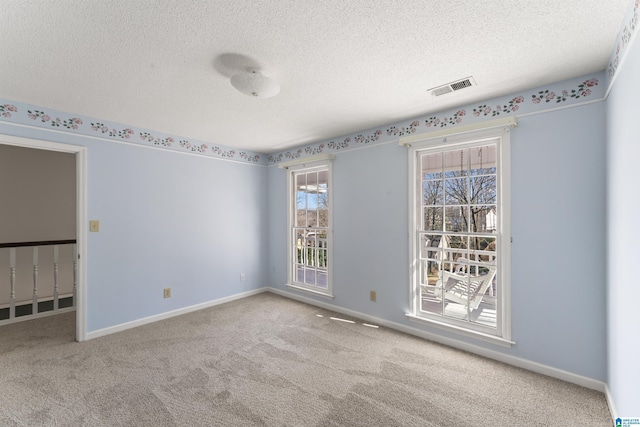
top-left (607, 0), bottom-right (639, 83)
top-left (0, 72), bottom-right (608, 167)
top-left (0, 103), bottom-right (264, 165)
top-left (267, 72), bottom-right (605, 164)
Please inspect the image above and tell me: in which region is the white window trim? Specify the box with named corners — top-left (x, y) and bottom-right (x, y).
top-left (399, 117), bottom-right (517, 147)
top-left (285, 158), bottom-right (334, 298)
top-left (406, 124), bottom-right (514, 346)
top-left (405, 314), bottom-right (515, 347)
top-left (278, 153), bottom-right (335, 169)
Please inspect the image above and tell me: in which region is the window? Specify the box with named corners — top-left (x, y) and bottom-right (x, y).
top-left (287, 161), bottom-right (332, 297)
top-left (408, 127), bottom-right (511, 344)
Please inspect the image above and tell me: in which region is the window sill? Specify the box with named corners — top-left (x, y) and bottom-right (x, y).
top-left (286, 283), bottom-right (334, 300)
top-left (406, 313), bottom-right (515, 348)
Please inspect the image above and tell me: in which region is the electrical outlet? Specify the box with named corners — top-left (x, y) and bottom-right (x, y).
top-left (370, 290), bottom-right (377, 302)
top-left (240, 273), bottom-right (246, 281)
top-left (163, 288), bottom-right (171, 298)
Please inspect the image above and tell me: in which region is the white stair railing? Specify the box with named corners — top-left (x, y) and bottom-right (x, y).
top-left (1, 240), bottom-right (76, 324)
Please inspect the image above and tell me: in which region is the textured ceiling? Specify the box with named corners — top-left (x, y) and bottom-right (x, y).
top-left (0, 1), bottom-right (631, 153)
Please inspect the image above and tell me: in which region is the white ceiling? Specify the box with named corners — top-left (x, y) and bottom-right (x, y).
top-left (0, 1), bottom-right (630, 154)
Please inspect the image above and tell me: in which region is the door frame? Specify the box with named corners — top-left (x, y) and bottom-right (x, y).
top-left (0, 134), bottom-right (87, 341)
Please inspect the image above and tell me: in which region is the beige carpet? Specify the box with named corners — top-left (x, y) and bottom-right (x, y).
top-left (0, 292), bottom-right (611, 426)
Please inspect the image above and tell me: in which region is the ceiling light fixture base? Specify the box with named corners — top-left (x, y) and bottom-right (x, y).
top-left (230, 67), bottom-right (280, 98)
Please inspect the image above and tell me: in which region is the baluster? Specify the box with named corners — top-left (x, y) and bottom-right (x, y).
top-left (474, 252), bottom-right (478, 276)
top-left (9, 248), bottom-right (16, 319)
top-left (324, 241), bottom-right (328, 267)
top-left (72, 244), bottom-right (78, 307)
top-left (32, 246), bottom-right (38, 315)
top-left (53, 245), bottom-right (59, 310)
top-left (489, 254), bottom-right (497, 296)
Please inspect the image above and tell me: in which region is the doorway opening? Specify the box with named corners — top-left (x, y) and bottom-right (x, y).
top-left (0, 134), bottom-right (86, 341)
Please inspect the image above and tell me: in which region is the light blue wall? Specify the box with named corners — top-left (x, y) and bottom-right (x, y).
top-left (0, 123), bottom-right (268, 332)
top-left (267, 102), bottom-right (607, 381)
top-left (510, 104), bottom-right (606, 380)
top-left (331, 145), bottom-right (408, 320)
top-left (606, 27), bottom-right (640, 415)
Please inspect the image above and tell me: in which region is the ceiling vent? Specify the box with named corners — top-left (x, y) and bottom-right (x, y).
top-left (429, 77), bottom-right (476, 97)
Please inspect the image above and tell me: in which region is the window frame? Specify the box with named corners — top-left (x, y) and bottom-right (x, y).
top-left (406, 126), bottom-right (513, 347)
top-left (285, 159), bottom-right (334, 299)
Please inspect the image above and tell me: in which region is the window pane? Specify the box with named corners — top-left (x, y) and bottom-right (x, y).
top-left (294, 229), bottom-right (304, 265)
top-left (444, 148), bottom-right (468, 178)
top-left (423, 180), bottom-right (443, 206)
top-left (470, 269), bottom-right (497, 328)
top-left (421, 152), bottom-right (442, 179)
top-left (306, 172), bottom-right (317, 227)
top-left (421, 287), bottom-right (444, 316)
top-left (470, 175), bottom-right (496, 204)
top-left (470, 206), bottom-right (497, 233)
top-left (295, 174), bottom-right (307, 226)
top-left (445, 177), bottom-right (468, 205)
top-left (442, 271), bottom-right (470, 322)
top-left (445, 206), bottom-right (468, 232)
top-left (442, 234), bottom-right (468, 272)
top-left (307, 205), bottom-right (317, 227)
top-left (423, 207), bottom-right (443, 231)
top-left (469, 236), bottom-right (496, 266)
top-left (296, 173), bottom-right (307, 203)
top-left (470, 145), bottom-right (497, 175)
top-left (317, 231), bottom-right (328, 268)
top-left (304, 267), bottom-right (315, 286)
top-left (318, 209), bottom-right (328, 228)
top-left (317, 169), bottom-right (329, 189)
top-left (420, 246), bottom-right (444, 316)
top-left (296, 209), bottom-right (307, 227)
top-left (317, 170), bottom-right (329, 227)
top-left (420, 234), bottom-right (442, 261)
top-left (472, 298), bottom-right (496, 327)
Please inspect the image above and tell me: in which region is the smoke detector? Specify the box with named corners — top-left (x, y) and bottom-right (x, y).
top-left (428, 77), bottom-right (476, 97)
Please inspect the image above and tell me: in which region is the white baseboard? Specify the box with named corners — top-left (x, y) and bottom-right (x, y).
top-left (266, 286), bottom-right (606, 393)
top-left (604, 384), bottom-right (618, 424)
top-left (85, 288), bottom-right (268, 340)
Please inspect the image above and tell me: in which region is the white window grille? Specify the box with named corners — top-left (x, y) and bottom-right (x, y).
top-left (406, 125), bottom-right (512, 345)
top-left (283, 158), bottom-right (333, 298)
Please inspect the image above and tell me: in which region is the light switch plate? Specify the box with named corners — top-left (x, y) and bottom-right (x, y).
top-left (89, 220), bottom-right (100, 232)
